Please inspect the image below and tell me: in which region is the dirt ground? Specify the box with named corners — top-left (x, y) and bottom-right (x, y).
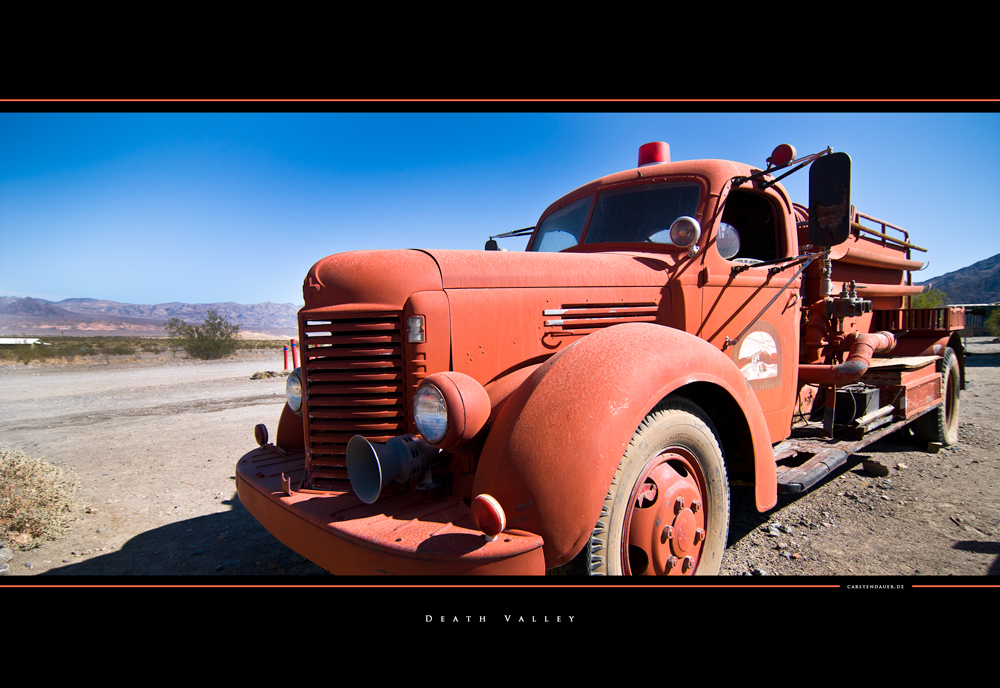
top-left (1, 340), bottom-right (998, 583)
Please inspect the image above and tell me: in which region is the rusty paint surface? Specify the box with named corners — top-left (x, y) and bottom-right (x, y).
top-left (474, 322), bottom-right (775, 569)
top-left (236, 445), bottom-right (545, 575)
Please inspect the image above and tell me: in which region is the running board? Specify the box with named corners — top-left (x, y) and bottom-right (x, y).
top-left (775, 413), bottom-right (929, 494)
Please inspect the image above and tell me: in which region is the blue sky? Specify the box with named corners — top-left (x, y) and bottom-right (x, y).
top-left (1, 110), bottom-right (997, 307)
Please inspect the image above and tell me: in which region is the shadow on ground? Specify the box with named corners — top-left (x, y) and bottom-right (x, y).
top-left (965, 352), bottom-right (1000, 368)
top-left (38, 499), bottom-right (331, 577)
top-left (726, 431), bottom-right (932, 547)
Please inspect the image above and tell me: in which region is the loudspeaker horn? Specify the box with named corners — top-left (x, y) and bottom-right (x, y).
top-left (346, 434), bottom-right (441, 504)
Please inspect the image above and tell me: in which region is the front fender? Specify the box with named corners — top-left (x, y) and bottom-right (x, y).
top-left (474, 322), bottom-right (775, 569)
top-left (275, 403), bottom-right (305, 452)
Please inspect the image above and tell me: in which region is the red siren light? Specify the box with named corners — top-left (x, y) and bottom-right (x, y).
top-left (638, 141), bottom-right (670, 167)
top-left (767, 143), bottom-right (797, 168)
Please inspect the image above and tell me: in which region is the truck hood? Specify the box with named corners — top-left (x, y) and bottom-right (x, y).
top-left (419, 248), bottom-right (684, 290)
top-left (304, 248), bottom-right (686, 310)
top-left (303, 249), bottom-right (442, 310)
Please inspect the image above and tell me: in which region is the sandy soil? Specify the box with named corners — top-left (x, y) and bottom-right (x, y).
top-left (1, 349), bottom-right (328, 577)
top-left (1, 340), bottom-right (998, 582)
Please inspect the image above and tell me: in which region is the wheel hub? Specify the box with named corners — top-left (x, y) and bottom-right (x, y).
top-left (625, 451), bottom-right (707, 575)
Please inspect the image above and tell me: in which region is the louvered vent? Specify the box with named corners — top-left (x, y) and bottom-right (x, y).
top-left (301, 312), bottom-right (405, 489)
top-left (542, 303), bottom-right (658, 336)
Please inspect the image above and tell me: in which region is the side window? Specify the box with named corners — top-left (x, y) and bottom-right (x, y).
top-left (718, 190), bottom-right (783, 263)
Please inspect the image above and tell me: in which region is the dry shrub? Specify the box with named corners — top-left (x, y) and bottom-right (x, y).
top-left (0, 448), bottom-right (80, 550)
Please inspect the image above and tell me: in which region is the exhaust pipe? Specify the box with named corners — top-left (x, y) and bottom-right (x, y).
top-left (346, 434), bottom-right (442, 504)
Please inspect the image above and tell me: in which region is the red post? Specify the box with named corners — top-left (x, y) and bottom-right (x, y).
top-left (283, 346), bottom-right (289, 370)
top-left (291, 339), bottom-right (299, 369)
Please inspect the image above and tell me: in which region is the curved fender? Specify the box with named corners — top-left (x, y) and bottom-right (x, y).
top-left (474, 322), bottom-right (775, 569)
top-left (275, 404), bottom-right (305, 452)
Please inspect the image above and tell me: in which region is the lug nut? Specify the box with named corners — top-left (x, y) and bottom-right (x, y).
top-left (674, 496), bottom-right (686, 513)
top-left (691, 499), bottom-right (702, 513)
top-left (664, 555), bottom-right (679, 571)
top-left (694, 528), bottom-right (705, 544)
top-left (661, 525), bottom-right (674, 543)
top-left (682, 556), bottom-right (694, 572)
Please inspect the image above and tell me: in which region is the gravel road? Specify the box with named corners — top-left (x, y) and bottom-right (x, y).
top-left (1, 349), bottom-right (329, 577)
top-left (1, 341), bottom-right (997, 581)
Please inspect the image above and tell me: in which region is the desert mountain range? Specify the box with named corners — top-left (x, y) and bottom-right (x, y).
top-left (918, 253), bottom-right (1000, 305)
top-left (3, 252), bottom-right (996, 338)
top-left (0, 296), bottom-right (299, 337)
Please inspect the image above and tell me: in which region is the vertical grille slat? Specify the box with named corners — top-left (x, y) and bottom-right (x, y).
top-left (302, 312), bottom-right (406, 489)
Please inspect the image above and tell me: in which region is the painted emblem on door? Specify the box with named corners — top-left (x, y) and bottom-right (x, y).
top-left (733, 322), bottom-right (782, 390)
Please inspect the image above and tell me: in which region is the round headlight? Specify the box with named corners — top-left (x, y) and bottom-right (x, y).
top-left (286, 368), bottom-right (302, 415)
top-left (669, 216), bottom-right (701, 248)
top-left (413, 383), bottom-right (448, 443)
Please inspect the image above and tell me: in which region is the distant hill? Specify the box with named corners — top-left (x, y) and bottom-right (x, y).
top-left (0, 296), bottom-right (300, 337)
top-left (918, 253), bottom-right (1000, 305)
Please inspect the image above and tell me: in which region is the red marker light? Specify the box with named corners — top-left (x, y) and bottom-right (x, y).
top-left (638, 141), bottom-right (670, 167)
top-left (254, 424), bottom-right (268, 446)
top-left (471, 494), bottom-right (506, 540)
top-left (767, 143), bottom-right (796, 168)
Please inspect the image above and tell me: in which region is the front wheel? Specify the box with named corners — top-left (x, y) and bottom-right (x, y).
top-left (590, 398), bottom-right (729, 575)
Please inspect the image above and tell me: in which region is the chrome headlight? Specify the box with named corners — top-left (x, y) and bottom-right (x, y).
top-left (285, 368), bottom-right (303, 415)
top-left (413, 383), bottom-right (448, 443)
top-left (669, 215), bottom-right (701, 248)
top-left (412, 373), bottom-right (491, 449)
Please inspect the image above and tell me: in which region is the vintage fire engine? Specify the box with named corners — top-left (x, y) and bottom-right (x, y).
top-left (236, 141), bottom-right (964, 575)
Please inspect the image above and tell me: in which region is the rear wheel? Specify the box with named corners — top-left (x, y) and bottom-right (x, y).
top-left (913, 347), bottom-right (961, 446)
top-left (590, 398), bottom-right (729, 575)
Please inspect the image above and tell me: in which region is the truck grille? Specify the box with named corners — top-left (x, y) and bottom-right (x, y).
top-left (301, 312), bottom-right (405, 489)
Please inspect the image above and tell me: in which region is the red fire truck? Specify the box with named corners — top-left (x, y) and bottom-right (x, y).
top-left (236, 141), bottom-right (963, 575)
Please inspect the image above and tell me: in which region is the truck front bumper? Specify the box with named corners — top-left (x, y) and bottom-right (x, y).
top-left (235, 444), bottom-right (546, 575)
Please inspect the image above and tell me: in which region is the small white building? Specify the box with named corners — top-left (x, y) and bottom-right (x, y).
top-left (0, 338), bottom-right (51, 346)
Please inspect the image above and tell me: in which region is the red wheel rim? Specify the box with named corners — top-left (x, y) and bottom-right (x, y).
top-left (623, 448), bottom-right (708, 575)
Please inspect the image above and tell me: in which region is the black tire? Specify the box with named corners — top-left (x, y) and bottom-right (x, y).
top-left (589, 398), bottom-right (729, 575)
top-left (913, 346), bottom-right (961, 446)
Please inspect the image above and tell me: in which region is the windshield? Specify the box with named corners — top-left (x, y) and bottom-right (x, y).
top-left (585, 182), bottom-right (700, 245)
top-left (530, 182), bottom-right (701, 252)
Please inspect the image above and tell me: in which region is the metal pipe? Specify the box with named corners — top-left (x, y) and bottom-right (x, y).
top-left (798, 331), bottom-right (896, 386)
top-left (850, 222), bottom-right (927, 252)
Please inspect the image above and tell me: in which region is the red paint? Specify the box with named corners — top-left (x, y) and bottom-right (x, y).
top-left (237, 142), bottom-right (964, 575)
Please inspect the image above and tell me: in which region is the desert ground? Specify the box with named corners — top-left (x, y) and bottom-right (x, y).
top-left (1, 341), bottom-right (998, 581)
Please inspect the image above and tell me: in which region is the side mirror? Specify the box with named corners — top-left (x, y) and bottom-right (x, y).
top-left (808, 152), bottom-right (852, 247)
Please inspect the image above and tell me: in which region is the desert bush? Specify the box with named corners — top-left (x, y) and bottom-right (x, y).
top-left (98, 342), bottom-right (137, 356)
top-left (986, 309), bottom-right (1000, 337)
top-left (911, 288), bottom-right (948, 309)
top-left (0, 448), bottom-right (79, 550)
top-left (164, 309), bottom-right (242, 360)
